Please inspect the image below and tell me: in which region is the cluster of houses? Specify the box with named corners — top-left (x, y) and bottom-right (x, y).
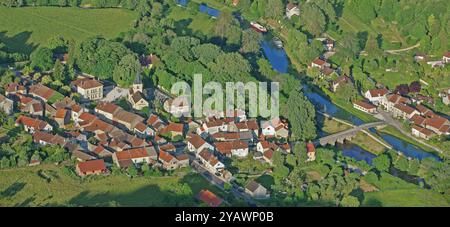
top-left (187, 114), bottom-right (293, 178)
top-left (2, 66), bottom-right (311, 194)
top-left (353, 87), bottom-right (450, 140)
top-left (414, 51), bottom-right (450, 68)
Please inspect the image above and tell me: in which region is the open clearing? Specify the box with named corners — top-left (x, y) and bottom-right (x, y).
top-left (0, 6), bottom-right (137, 54)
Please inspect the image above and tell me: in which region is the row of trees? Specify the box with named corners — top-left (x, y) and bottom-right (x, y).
top-left (1, 0), bottom-right (141, 9)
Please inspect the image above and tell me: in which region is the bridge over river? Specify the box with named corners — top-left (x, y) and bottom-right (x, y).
top-left (316, 112), bottom-right (392, 149)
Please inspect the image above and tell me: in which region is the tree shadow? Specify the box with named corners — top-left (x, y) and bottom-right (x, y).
top-left (173, 19), bottom-right (194, 37)
top-left (255, 175), bottom-right (274, 190)
top-left (363, 198), bottom-right (383, 207)
top-left (14, 194), bottom-right (37, 207)
top-left (0, 31), bottom-right (38, 54)
top-left (62, 184), bottom-right (196, 207)
top-left (1, 182), bottom-right (26, 198)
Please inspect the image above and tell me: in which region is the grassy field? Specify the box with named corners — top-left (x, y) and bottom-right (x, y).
top-left (321, 117), bottom-right (387, 154)
top-left (363, 189), bottom-right (449, 207)
top-left (167, 4), bottom-right (216, 38)
top-left (0, 6), bottom-right (137, 54)
top-left (0, 164), bottom-right (227, 207)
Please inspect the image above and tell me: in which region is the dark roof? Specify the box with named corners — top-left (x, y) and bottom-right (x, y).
top-left (246, 180), bottom-right (264, 192)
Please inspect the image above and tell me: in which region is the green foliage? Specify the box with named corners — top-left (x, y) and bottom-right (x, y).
top-left (53, 59), bottom-right (67, 81)
top-left (127, 165), bottom-right (138, 178)
top-left (30, 47), bottom-right (54, 71)
top-left (214, 11), bottom-right (242, 46)
top-left (340, 195), bottom-right (360, 207)
top-left (284, 89), bottom-right (316, 141)
top-left (240, 28), bottom-right (262, 54)
top-left (74, 37), bottom-right (132, 80)
top-left (372, 154), bottom-right (391, 173)
top-left (113, 54), bottom-right (140, 87)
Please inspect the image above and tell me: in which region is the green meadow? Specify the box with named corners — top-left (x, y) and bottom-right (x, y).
top-left (0, 6), bottom-right (137, 54)
top-left (0, 164), bottom-right (231, 207)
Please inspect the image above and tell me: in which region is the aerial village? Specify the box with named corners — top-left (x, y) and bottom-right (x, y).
top-left (0, 51), bottom-right (306, 204)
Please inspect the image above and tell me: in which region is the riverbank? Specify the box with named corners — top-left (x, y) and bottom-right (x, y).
top-left (378, 126), bottom-right (440, 156)
top-left (321, 118), bottom-right (386, 154)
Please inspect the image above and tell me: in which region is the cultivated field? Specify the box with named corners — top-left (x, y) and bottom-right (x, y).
top-left (0, 6), bottom-right (137, 54)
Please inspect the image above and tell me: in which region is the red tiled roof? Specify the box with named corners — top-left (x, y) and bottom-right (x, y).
top-left (71, 104), bottom-right (82, 113)
top-left (394, 104), bottom-right (417, 115)
top-left (29, 84), bottom-right (55, 100)
top-left (115, 147), bottom-right (153, 160)
top-left (55, 108), bottom-right (68, 119)
top-left (188, 134), bottom-right (206, 149)
top-left (159, 143), bottom-right (176, 152)
top-left (72, 78), bottom-right (103, 89)
top-left (306, 142), bottom-right (315, 153)
top-left (135, 122), bottom-right (147, 132)
top-left (77, 159), bottom-right (106, 173)
top-left (263, 149), bottom-right (274, 160)
top-left (158, 150), bottom-right (175, 163)
top-left (215, 141), bottom-right (248, 155)
top-left (410, 114), bottom-right (426, 126)
top-left (246, 119), bottom-right (259, 130)
top-left (16, 115), bottom-right (49, 130)
top-left (415, 104), bottom-right (432, 115)
top-left (18, 94), bottom-right (34, 105)
top-left (354, 100), bottom-right (376, 110)
top-left (424, 116), bottom-right (449, 130)
top-left (368, 88), bottom-right (389, 98)
top-left (96, 102), bottom-right (119, 114)
top-left (32, 103), bottom-right (43, 112)
top-left (197, 189), bottom-right (222, 207)
top-left (161, 123), bottom-right (183, 134)
top-left (79, 112), bottom-right (96, 122)
top-left (199, 149), bottom-right (220, 166)
top-left (312, 58), bottom-right (326, 66)
top-left (286, 3), bottom-right (297, 10)
top-left (412, 125), bottom-right (434, 137)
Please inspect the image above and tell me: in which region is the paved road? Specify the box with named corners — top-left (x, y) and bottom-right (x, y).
top-left (376, 110), bottom-right (444, 154)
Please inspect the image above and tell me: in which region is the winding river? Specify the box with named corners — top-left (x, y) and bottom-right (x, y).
top-left (260, 36), bottom-right (441, 163)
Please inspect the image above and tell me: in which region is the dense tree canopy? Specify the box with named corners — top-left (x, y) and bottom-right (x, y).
top-left (30, 47), bottom-right (54, 71)
top-left (73, 37), bottom-right (132, 80)
top-left (284, 88), bottom-right (317, 141)
top-left (113, 54), bottom-right (141, 87)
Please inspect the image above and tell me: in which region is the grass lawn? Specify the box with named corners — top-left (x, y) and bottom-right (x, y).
top-left (0, 164), bottom-right (226, 207)
top-left (363, 189), bottom-right (449, 207)
top-left (47, 91), bottom-right (65, 104)
top-left (321, 117), bottom-right (351, 133)
top-left (168, 4), bottom-right (216, 38)
top-left (352, 132), bottom-right (387, 155)
top-left (0, 6), bottom-right (137, 54)
top-left (321, 117), bottom-right (387, 154)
